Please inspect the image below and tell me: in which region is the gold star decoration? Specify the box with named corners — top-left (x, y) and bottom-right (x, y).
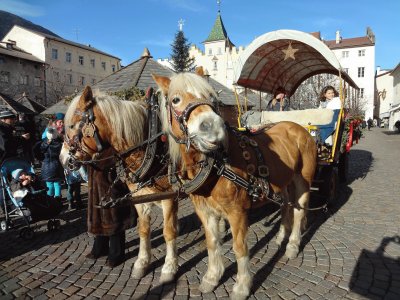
top-left (282, 42), bottom-right (299, 60)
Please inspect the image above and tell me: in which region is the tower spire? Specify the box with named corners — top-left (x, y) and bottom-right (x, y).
top-left (178, 18), bottom-right (185, 31)
top-left (217, 0), bottom-right (221, 13)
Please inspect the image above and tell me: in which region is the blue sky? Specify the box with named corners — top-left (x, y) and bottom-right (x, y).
top-left (1, 0), bottom-right (399, 69)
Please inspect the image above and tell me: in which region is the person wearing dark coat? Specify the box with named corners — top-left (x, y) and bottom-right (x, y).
top-left (40, 129), bottom-right (63, 199)
top-left (0, 109), bottom-right (30, 161)
top-left (0, 109), bottom-right (30, 214)
top-left (86, 147), bottom-right (137, 267)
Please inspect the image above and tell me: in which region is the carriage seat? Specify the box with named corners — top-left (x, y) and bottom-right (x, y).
top-left (241, 108), bottom-right (340, 143)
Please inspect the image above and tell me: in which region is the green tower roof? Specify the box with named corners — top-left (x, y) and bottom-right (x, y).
top-left (204, 12), bottom-right (234, 46)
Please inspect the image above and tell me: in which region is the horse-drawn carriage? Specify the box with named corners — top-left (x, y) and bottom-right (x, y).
top-left (233, 29), bottom-right (360, 205)
top-left (61, 29), bottom-right (361, 300)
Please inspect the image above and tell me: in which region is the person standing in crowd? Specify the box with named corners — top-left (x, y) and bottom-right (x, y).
top-left (266, 87), bottom-right (289, 111)
top-left (40, 123), bottom-right (64, 200)
top-left (14, 113), bottom-right (34, 163)
top-left (367, 118), bottom-right (373, 131)
top-left (41, 113), bottom-right (65, 140)
top-left (0, 109), bottom-right (30, 161)
top-left (0, 109), bottom-right (30, 214)
top-left (85, 148), bottom-right (136, 268)
top-left (319, 86), bottom-right (342, 109)
top-left (64, 167), bottom-right (84, 210)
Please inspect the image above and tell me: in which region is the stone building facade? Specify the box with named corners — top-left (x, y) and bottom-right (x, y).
top-left (2, 25), bottom-right (121, 105)
top-left (0, 41), bottom-right (45, 102)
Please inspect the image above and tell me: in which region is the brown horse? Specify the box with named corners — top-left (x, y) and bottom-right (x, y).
top-left (153, 72), bottom-right (317, 299)
top-left (59, 86), bottom-right (178, 283)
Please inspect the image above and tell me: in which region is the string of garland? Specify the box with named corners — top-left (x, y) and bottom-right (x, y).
top-left (340, 116), bottom-right (363, 153)
top-left (108, 86), bottom-right (145, 101)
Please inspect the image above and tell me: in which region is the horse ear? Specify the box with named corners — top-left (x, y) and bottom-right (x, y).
top-left (152, 74), bottom-right (170, 95)
top-left (195, 66), bottom-right (204, 77)
top-left (80, 86), bottom-right (94, 108)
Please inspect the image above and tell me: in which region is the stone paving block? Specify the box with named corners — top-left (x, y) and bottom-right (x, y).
top-left (76, 287), bottom-right (94, 298)
top-left (26, 287), bottom-right (46, 297)
top-left (62, 285), bottom-right (81, 296)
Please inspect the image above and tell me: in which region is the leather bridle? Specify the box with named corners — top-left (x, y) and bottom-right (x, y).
top-left (165, 96), bottom-right (219, 150)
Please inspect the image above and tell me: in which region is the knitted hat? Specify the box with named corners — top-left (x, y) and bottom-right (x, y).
top-left (55, 112), bottom-right (65, 120)
top-left (0, 109), bottom-right (16, 119)
top-left (11, 169), bottom-right (25, 180)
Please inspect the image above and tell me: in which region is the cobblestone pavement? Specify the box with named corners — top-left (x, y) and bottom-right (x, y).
top-left (1, 128), bottom-right (400, 300)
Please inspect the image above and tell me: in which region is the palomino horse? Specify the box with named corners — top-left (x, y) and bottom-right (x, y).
top-left (153, 72), bottom-right (317, 299)
top-left (59, 86), bottom-right (178, 283)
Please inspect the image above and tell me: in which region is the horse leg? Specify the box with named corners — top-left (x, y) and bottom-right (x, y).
top-left (285, 175), bottom-right (309, 259)
top-left (275, 188), bottom-right (291, 247)
top-left (227, 210), bottom-right (252, 300)
top-left (131, 203), bottom-right (151, 279)
top-left (159, 199), bottom-right (178, 284)
top-left (195, 204), bottom-right (225, 293)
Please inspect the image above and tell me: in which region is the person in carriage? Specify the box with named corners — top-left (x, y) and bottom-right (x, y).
top-left (8, 166), bottom-right (62, 221)
top-left (266, 87), bottom-right (289, 111)
top-left (319, 85), bottom-right (342, 109)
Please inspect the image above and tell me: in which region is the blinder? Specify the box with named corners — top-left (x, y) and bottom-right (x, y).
top-left (65, 105), bottom-right (107, 169)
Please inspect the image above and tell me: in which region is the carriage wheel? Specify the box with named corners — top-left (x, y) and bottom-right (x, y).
top-left (53, 220), bottom-right (61, 230)
top-left (47, 220), bottom-right (55, 231)
top-left (338, 152), bottom-right (349, 183)
top-left (0, 220), bottom-right (9, 231)
top-left (20, 227), bottom-right (34, 239)
top-left (320, 166), bottom-right (338, 207)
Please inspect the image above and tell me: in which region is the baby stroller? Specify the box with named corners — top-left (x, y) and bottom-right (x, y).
top-left (0, 157), bottom-right (63, 239)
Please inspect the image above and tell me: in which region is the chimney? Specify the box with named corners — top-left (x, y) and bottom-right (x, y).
top-left (335, 30), bottom-right (341, 44)
top-left (376, 66), bottom-right (381, 74)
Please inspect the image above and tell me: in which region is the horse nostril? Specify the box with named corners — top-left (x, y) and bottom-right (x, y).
top-left (200, 120), bottom-right (212, 132)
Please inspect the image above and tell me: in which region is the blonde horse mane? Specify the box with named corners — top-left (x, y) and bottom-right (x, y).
top-left (158, 72), bottom-right (218, 164)
top-left (65, 90), bottom-right (147, 149)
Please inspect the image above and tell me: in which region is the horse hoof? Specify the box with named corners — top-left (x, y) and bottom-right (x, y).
top-left (131, 267), bottom-right (147, 279)
top-left (231, 292), bottom-right (249, 300)
top-left (285, 244), bottom-right (299, 259)
top-left (159, 272), bottom-right (175, 284)
top-left (199, 279), bottom-right (217, 294)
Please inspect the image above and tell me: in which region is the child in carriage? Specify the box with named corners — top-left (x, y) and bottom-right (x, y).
top-left (9, 166), bottom-right (62, 222)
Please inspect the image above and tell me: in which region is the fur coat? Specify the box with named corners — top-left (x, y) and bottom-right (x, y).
top-left (87, 148), bottom-right (136, 236)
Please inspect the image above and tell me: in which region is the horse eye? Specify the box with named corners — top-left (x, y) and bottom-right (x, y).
top-left (172, 97), bottom-right (180, 105)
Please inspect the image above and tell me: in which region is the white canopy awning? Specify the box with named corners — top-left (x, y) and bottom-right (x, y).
top-left (234, 29), bottom-right (358, 96)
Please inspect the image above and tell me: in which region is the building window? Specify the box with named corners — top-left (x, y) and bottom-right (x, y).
top-left (91, 78), bottom-right (96, 85)
top-left (66, 52), bottom-right (72, 63)
top-left (67, 74), bottom-right (73, 84)
top-left (19, 75), bottom-right (29, 85)
top-left (218, 47), bottom-right (222, 55)
top-left (34, 77), bottom-right (41, 87)
top-left (358, 67), bottom-right (365, 78)
top-left (52, 48), bottom-right (58, 59)
top-left (101, 62), bottom-right (106, 70)
top-left (208, 48), bottom-right (212, 55)
top-left (79, 76), bottom-right (85, 86)
top-left (360, 88), bottom-right (364, 98)
top-left (90, 59), bottom-right (95, 68)
top-left (112, 65), bottom-right (116, 72)
top-left (342, 51), bottom-right (349, 58)
top-left (0, 71), bottom-right (9, 83)
top-left (0, 57), bottom-right (5, 64)
top-left (79, 56), bottom-right (84, 65)
top-left (213, 61), bottom-right (217, 71)
top-left (358, 49), bottom-right (365, 57)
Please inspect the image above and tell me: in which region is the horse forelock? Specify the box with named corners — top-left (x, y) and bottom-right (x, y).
top-left (64, 90), bottom-right (147, 150)
top-left (158, 72), bottom-right (218, 165)
top-left (169, 72), bottom-right (217, 101)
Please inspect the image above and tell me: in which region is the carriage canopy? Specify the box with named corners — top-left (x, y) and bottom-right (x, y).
top-left (234, 29), bottom-right (358, 96)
